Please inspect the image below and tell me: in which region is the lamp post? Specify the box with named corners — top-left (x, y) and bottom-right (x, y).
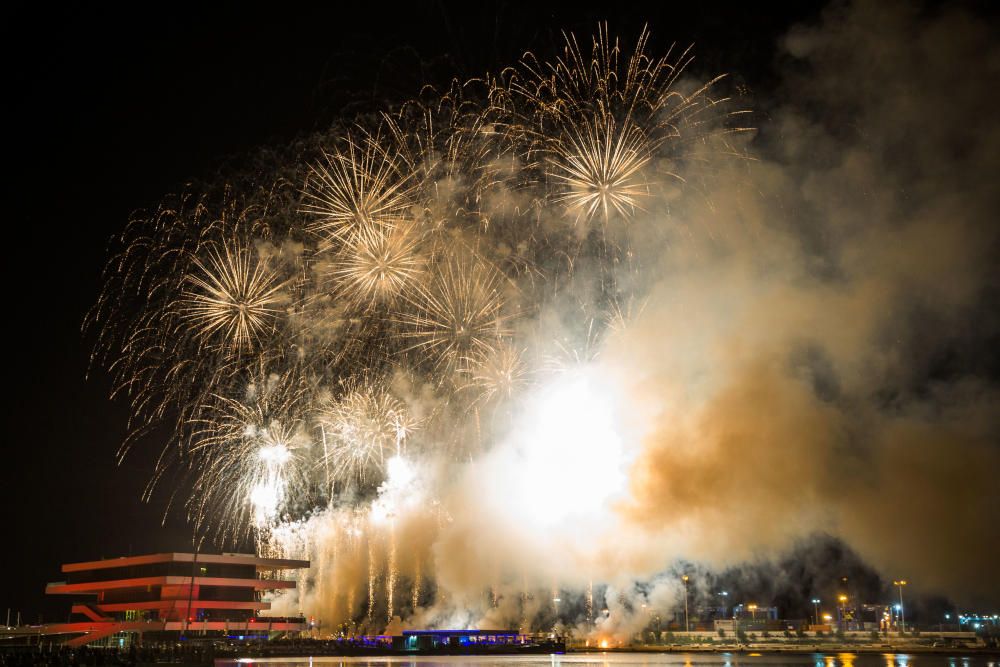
top-left (812, 599), bottom-right (821, 626)
top-left (892, 581), bottom-right (907, 634)
top-left (719, 591), bottom-right (729, 619)
top-left (838, 595), bottom-right (848, 632)
top-left (682, 576), bottom-right (690, 633)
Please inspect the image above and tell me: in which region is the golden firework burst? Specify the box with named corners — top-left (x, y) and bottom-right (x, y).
top-left (302, 133), bottom-right (416, 249)
top-left (549, 113), bottom-right (652, 221)
top-left (399, 255), bottom-right (511, 373)
top-left (180, 245), bottom-right (284, 352)
top-left (465, 343), bottom-right (530, 405)
top-left (315, 381), bottom-right (415, 486)
top-left (334, 219), bottom-right (425, 308)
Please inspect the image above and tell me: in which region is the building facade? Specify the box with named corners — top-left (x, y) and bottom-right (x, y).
top-left (42, 552), bottom-right (309, 646)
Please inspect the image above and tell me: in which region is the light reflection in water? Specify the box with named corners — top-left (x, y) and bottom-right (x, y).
top-left (220, 654), bottom-right (1000, 667)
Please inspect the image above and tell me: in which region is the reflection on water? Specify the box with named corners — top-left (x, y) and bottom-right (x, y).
top-left (217, 654), bottom-right (998, 667)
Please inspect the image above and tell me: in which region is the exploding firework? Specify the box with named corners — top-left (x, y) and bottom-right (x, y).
top-left (333, 219), bottom-right (426, 309)
top-left (505, 24), bottom-right (749, 226)
top-left (302, 132), bottom-right (417, 250)
top-left (315, 380), bottom-right (416, 488)
top-left (465, 343), bottom-right (530, 405)
top-left (185, 364), bottom-right (310, 539)
top-left (548, 113), bottom-right (653, 222)
top-left (88, 23), bottom-right (748, 633)
top-left (398, 253), bottom-right (513, 374)
top-left (180, 244), bottom-right (285, 351)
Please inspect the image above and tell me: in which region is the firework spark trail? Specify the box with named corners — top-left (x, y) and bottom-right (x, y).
top-left (180, 244), bottom-right (285, 351)
top-left (412, 555), bottom-right (422, 610)
top-left (397, 253), bottom-right (512, 374)
top-left (548, 113), bottom-right (653, 222)
top-left (88, 23), bottom-right (749, 633)
top-left (346, 544), bottom-right (357, 634)
top-left (302, 132), bottom-right (416, 250)
top-left (586, 580), bottom-right (594, 626)
top-left (333, 219), bottom-right (425, 309)
top-left (386, 522), bottom-right (397, 623)
top-left (367, 537), bottom-right (377, 624)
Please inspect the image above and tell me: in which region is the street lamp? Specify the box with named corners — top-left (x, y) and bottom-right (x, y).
top-left (682, 575), bottom-right (690, 633)
top-left (892, 581), bottom-right (907, 633)
top-left (748, 603), bottom-right (758, 622)
top-left (719, 591), bottom-right (729, 619)
top-left (812, 599), bottom-right (821, 626)
top-left (838, 595), bottom-right (848, 631)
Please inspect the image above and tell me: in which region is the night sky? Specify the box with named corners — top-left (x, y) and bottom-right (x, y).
top-left (4, 1), bottom-right (995, 625)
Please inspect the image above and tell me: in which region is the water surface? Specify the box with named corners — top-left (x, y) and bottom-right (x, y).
top-left (217, 652), bottom-right (998, 667)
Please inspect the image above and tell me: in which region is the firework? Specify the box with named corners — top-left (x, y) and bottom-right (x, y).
top-left (507, 24), bottom-right (749, 227)
top-left (302, 132), bottom-right (416, 250)
top-left (180, 244), bottom-right (285, 351)
top-left (465, 343), bottom-right (529, 405)
top-left (398, 254), bottom-right (512, 373)
top-left (88, 23), bottom-right (748, 632)
top-left (548, 113), bottom-right (652, 222)
top-left (185, 364), bottom-right (310, 538)
top-left (333, 219), bottom-right (425, 309)
top-left (315, 380), bottom-right (415, 488)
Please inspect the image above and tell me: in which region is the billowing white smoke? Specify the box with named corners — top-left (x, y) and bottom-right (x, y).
top-left (268, 0), bottom-right (1000, 637)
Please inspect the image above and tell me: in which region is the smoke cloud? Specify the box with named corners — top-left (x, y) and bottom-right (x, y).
top-left (247, 0), bottom-right (1000, 633)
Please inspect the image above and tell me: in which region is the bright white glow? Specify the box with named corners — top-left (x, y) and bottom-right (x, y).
top-left (502, 370), bottom-right (628, 527)
top-left (369, 455), bottom-right (420, 524)
top-left (370, 499), bottom-right (391, 524)
top-left (258, 442), bottom-right (291, 465)
top-left (386, 455), bottom-right (415, 487)
top-left (250, 479), bottom-right (282, 521)
top-left (251, 442), bottom-right (291, 523)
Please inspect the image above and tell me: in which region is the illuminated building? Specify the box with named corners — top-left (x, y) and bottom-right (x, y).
top-left (39, 552), bottom-right (309, 647)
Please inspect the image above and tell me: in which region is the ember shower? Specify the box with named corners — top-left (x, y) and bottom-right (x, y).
top-left (89, 8), bottom-right (1000, 639)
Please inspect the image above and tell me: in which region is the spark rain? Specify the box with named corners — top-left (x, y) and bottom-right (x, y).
top-left (87, 25), bottom-right (745, 636)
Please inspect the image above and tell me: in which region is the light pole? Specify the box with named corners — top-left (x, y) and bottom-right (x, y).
top-left (838, 595), bottom-right (848, 632)
top-left (719, 591), bottom-right (729, 619)
top-left (682, 575), bottom-right (690, 633)
top-left (893, 580), bottom-right (907, 633)
top-left (812, 599), bottom-right (821, 626)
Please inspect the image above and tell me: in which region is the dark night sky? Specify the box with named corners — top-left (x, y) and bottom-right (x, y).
top-left (7, 1), bottom-right (988, 623)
